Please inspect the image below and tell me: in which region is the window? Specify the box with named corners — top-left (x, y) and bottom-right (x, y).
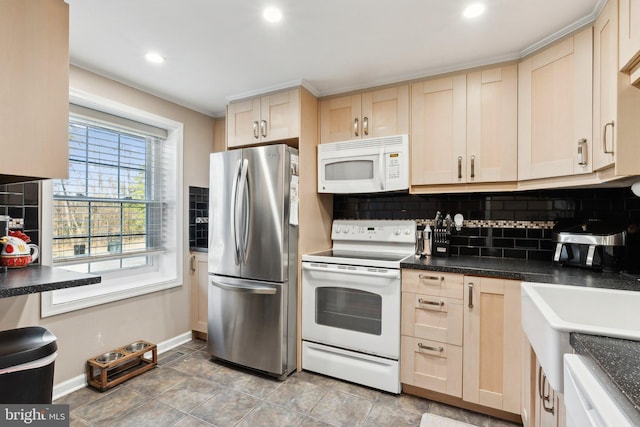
top-left (41, 92), bottom-right (183, 317)
top-left (52, 109), bottom-right (165, 273)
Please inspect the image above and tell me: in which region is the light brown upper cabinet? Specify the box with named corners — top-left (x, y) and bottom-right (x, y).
top-left (593, 0), bottom-right (618, 170)
top-left (594, 0), bottom-right (640, 176)
top-left (619, 0), bottom-right (640, 85)
top-left (319, 85), bottom-right (409, 144)
top-left (411, 65), bottom-right (517, 186)
top-left (0, 0), bottom-right (69, 183)
top-left (226, 88), bottom-right (300, 148)
top-left (518, 27), bottom-right (593, 181)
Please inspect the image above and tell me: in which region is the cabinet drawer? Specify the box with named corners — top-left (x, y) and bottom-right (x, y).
top-left (401, 292), bottom-right (463, 345)
top-left (402, 270), bottom-right (464, 299)
top-left (400, 336), bottom-right (462, 398)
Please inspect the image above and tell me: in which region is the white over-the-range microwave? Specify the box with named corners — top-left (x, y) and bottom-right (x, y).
top-left (317, 134), bottom-right (409, 194)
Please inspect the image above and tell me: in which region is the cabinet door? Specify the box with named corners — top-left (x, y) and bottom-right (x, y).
top-left (463, 277), bottom-right (522, 414)
top-left (534, 359), bottom-right (565, 427)
top-left (411, 75), bottom-right (467, 185)
top-left (466, 66), bottom-right (518, 183)
top-left (619, 0), bottom-right (640, 71)
top-left (360, 85), bottom-right (409, 138)
top-left (190, 253), bottom-right (209, 333)
top-left (261, 89), bottom-right (300, 143)
top-left (518, 28), bottom-right (593, 180)
top-left (593, 0), bottom-right (618, 171)
top-left (0, 0), bottom-right (69, 182)
top-left (227, 98), bottom-right (261, 148)
top-left (319, 94), bottom-right (362, 143)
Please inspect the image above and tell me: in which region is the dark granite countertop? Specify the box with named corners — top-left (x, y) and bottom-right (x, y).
top-left (400, 255), bottom-right (640, 291)
top-left (571, 333), bottom-right (640, 424)
top-left (0, 265), bottom-right (101, 298)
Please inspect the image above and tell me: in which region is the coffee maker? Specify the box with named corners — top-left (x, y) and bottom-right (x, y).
top-left (552, 220), bottom-right (627, 271)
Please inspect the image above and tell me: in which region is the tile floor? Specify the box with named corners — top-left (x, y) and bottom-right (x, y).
top-left (59, 340), bottom-right (523, 427)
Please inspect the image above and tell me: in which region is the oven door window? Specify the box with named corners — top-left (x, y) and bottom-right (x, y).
top-left (315, 287), bottom-right (382, 335)
top-left (325, 160), bottom-right (374, 181)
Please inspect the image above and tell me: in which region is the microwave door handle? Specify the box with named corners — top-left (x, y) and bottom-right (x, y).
top-left (378, 148), bottom-right (385, 190)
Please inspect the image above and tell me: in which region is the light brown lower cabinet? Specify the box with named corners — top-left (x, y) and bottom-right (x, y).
top-left (190, 252), bottom-right (208, 335)
top-left (401, 269), bottom-right (523, 419)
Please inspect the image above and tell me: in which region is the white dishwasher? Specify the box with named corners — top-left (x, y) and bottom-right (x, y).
top-left (564, 354), bottom-right (635, 427)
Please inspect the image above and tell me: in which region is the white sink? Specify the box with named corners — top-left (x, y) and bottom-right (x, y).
top-left (521, 282), bottom-right (640, 392)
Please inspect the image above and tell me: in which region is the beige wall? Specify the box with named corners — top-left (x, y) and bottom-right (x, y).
top-left (0, 65), bottom-right (215, 384)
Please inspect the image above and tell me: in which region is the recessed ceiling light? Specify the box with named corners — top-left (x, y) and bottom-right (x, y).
top-left (263, 6), bottom-right (283, 23)
top-left (463, 3), bottom-right (486, 19)
top-left (145, 52), bottom-right (165, 64)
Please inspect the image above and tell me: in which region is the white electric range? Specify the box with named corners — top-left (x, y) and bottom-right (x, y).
top-left (301, 219), bottom-right (416, 394)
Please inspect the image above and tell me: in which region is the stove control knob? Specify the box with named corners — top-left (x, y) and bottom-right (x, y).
top-left (334, 226), bottom-right (342, 234)
top-left (403, 228), bottom-right (412, 235)
top-left (394, 229), bottom-right (401, 236)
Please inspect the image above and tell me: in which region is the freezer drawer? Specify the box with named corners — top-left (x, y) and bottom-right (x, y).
top-left (207, 274), bottom-right (288, 376)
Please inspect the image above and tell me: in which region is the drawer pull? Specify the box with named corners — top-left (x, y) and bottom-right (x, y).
top-left (418, 274), bottom-right (444, 282)
top-left (418, 343), bottom-right (444, 352)
top-left (418, 298), bottom-right (444, 307)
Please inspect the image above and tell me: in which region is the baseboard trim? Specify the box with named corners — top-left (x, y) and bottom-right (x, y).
top-left (52, 331), bottom-right (193, 401)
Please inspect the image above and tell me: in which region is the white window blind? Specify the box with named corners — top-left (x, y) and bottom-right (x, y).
top-left (51, 106), bottom-right (167, 273)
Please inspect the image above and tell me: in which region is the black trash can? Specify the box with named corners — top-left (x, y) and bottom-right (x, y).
top-left (0, 326), bottom-right (57, 403)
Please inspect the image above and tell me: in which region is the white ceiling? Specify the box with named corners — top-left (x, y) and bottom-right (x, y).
top-left (67, 0), bottom-right (603, 117)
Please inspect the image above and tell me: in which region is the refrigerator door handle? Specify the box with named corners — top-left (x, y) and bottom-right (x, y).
top-left (237, 158), bottom-right (249, 263)
top-left (231, 159), bottom-right (243, 264)
top-left (210, 277), bottom-right (277, 295)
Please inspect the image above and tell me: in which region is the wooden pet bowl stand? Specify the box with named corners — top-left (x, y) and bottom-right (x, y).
top-left (86, 340), bottom-right (157, 391)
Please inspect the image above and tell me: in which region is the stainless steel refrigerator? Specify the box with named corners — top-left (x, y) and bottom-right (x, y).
top-left (207, 144), bottom-right (299, 379)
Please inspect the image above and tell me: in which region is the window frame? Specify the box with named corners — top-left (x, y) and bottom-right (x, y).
top-left (41, 89), bottom-right (184, 317)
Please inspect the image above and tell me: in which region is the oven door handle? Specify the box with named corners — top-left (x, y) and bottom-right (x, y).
top-left (302, 263), bottom-right (399, 279)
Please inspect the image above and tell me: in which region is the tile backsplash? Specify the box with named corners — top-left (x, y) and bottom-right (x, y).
top-left (334, 187), bottom-right (640, 261)
top-left (0, 182), bottom-right (40, 264)
top-left (189, 186), bottom-right (209, 248)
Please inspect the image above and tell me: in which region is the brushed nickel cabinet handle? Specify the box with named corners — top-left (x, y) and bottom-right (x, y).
top-left (260, 120), bottom-right (267, 138)
top-left (363, 116), bottom-right (369, 136)
top-left (354, 117), bottom-right (359, 137)
top-left (457, 156), bottom-right (463, 179)
top-left (603, 121), bottom-right (614, 154)
top-left (470, 155), bottom-right (475, 178)
top-left (418, 274), bottom-right (444, 282)
top-left (253, 121), bottom-right (259, 139)
top-left (418, 298), bottom-right (445, 307)
top-left (468, 282), bottom-right (474, 308)
top-left (418, 343), bottom-right (444, 352)
top-left (190, 255), bottom-right (196, 273)
top-left (577, 138), bottom-right (588, 166)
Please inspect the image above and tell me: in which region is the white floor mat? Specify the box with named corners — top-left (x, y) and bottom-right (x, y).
top-left (420, 413), bottom-right (478, 427)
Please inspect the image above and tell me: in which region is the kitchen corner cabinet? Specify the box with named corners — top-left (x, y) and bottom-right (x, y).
top-left (401, 269), bottom-right (522, 416)
top-left (0, 0), bottom-right (69, 183)
top-left (463, 277), bottom-right (522, 414)
top-left (189, 252), bottom-right (208, 334)
top-left (518, 27), bottom-right (593, 181)
top-left (411, 65), bottom-right (517, 186)
top-left (533, 357), bottom-right (566, 427)
top-left (226, 88), bottom-right (300, 148)
top-left (619, 0), bottom-right (640, 81)
top-left (319, 85), bottom-right (409, 144)
top-left (593, 0), bottom-right (640, 176)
